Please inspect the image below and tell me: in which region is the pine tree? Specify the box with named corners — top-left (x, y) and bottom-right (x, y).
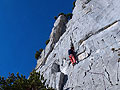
top-left (0, 70), bottom-right (54, 90)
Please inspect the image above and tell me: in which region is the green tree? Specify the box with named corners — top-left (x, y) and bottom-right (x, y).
top-left (39, 48), bottom-right (43, 53)
top-left (0, 70), bottom-right (54, 90)
top-left (54, 16), bottom-right (58, 20)
top-left (35, 48), bottom-right (43, 60)
top-left (35, 51), bottom-right (40, 60)
top-left (45, 39), bottom-right (50, 45)
top-left (72, 0), bottom-right (76, 10)
top-left (58, 13), bottom-right (65, 16)
top-left (66, 13), bottom-right (73, 20)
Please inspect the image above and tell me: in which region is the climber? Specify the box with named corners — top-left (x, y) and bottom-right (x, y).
top-left (68, 46), bottom-right (76, 66)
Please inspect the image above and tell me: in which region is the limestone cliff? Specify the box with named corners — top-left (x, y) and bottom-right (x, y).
top-left (36, 0), bottom-right (120, 90)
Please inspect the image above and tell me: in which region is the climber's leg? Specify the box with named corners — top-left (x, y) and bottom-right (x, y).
top-left (69, 55), bottom-right (74, 65)
top-left (71, 55), bottom-right (76, 64)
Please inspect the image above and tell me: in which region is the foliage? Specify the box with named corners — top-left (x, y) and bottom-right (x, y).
top-left (45, 39), bottom-right (50, 45)
top-left (54, 12), bottom-right (73, 21)
top-left (72, 0), bottom-right (76, 10)
top-left (35, 51), bottom-right (40, 60)
top-left (39, 48), bottom-right (43, 53)
top-left (54, 0), bottom-right (76, 20)
top-left (54, 16), bottom-right (58, 20)
top-left (54, 13), bottom-right (65, 20)
top-left (58, 13), bottom-right (65, 16)
top-left (35, 48), bottom-right (43, 60)
top-left (66, 13), bottom-right (73, 20)
top-left (0, 70), bottom-right (54, 90)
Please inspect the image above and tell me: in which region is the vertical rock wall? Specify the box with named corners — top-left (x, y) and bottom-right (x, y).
top-left (36, 0), bottom-right (120, 90)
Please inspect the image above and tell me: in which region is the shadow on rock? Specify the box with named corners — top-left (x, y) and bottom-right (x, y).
top-left (61, 75), bottom-right (68, 90)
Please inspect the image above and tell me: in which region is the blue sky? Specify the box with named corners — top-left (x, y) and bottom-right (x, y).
top-left (0, 0), bottom-right (74, 78)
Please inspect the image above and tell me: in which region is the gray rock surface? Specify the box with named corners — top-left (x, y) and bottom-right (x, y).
top-left (51, 63), bottom-right (60, 74)
top-left (50, 15), bottom-right (67, 44)
top-left (36, 0), bottom-right (120, 90)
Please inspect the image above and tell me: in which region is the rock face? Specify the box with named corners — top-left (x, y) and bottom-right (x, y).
top-left (36, 0), bottom-right (120, 90)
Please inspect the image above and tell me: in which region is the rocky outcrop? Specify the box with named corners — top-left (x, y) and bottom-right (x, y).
top-left (35, 15), bottom-right (67, 69)
top-left (36, 0), bottom-right (120, 90)
top-left (50, 15), bottom-right (67, 44)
